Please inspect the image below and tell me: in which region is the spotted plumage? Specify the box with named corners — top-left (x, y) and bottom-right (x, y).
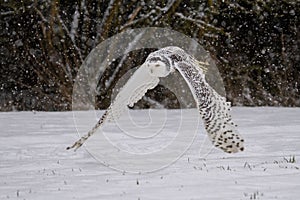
top-left (67, 46), bottom-right (244, 153)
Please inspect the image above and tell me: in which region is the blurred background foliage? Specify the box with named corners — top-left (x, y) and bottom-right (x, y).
top-left (0, 0), bottom-right (299, 111)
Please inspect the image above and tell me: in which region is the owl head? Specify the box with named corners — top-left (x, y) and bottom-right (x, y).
top-left (144, 53), bottom-right (174, 77)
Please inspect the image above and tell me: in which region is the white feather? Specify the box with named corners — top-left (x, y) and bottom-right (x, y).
top-left (107, 64), bottom-right (159, 121)
top-left (67, 46), bottom-right (244, 153)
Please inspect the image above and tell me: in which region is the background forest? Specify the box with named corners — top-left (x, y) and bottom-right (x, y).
top-left (1, 0), bottom-right (299, 111)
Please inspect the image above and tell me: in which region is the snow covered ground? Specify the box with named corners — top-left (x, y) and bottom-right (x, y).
top-left (1, 107), bottom-right (299, 200)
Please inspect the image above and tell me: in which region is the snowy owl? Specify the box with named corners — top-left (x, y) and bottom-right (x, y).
top-left (67, 46), bottom-right (244, 153)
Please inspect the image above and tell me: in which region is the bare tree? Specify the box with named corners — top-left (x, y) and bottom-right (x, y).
top-left (1, 0), bottom-right (299, 111)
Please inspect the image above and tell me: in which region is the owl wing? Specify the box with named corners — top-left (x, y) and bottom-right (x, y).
top-left (107, 64), bottom-right (159, 121)
top-left (67, 64), bottom-right (159, 151)
top-left (174, 62), bottom-right (244, 153)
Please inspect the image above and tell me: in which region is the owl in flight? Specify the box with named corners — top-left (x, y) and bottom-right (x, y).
top-left (67, 46), bottom-right (244, 153)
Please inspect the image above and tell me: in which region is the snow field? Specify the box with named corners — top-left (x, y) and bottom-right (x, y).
top-left (0, 107), bottom-right (299, 199)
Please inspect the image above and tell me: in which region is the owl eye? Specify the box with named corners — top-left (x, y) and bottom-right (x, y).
top-left (155, 64), bottom-right (160, 67)
top-left (148, 56), bottom-right (161, 63)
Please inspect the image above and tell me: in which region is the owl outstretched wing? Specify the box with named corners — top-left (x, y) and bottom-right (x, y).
top-left (67, 64), bottom-right (159, 151)
top-left (174, 61), bottom-right (244, 153)
top-left (107, 65), bottom-right (159, 121)
top-left (68, 46), bottom-right (244, 153)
